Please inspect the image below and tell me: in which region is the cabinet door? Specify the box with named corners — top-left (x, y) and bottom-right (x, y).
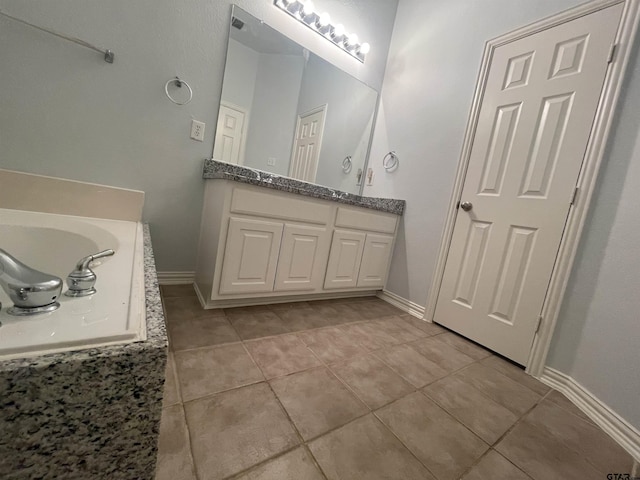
top-left (357, 234), bottom-right (394, 289)
top-left (219, 217), bottom-right (283, 294)
top-left (274, 224), bottom-right (330, 292)
top-left (324, 230), bottom-right (366, 289)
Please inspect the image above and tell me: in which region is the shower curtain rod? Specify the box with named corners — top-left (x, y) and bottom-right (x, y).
top-left (0, 9), bottom-right (114, 63)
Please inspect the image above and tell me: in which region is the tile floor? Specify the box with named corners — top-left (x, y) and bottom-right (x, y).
top-left (156, 285), bottom-right (634, 480)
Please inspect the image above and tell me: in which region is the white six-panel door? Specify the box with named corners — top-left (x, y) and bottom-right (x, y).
top-left (213, 103), bottom-right (247, 165)
top-left (289, 105), bottom-right (327, 183)
top-left (434, 4), bottom-right (623, 365)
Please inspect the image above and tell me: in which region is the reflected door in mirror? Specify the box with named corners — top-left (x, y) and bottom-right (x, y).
top-left (289, 105), bottom-right (326, 183)
top-left (213, 102), bottom-right (247, 165)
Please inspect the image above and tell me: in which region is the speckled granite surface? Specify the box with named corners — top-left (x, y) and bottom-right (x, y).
top-left (203, 159), bottom-right (406, 215)
top-left (0, 225), bottom-right (167, 480)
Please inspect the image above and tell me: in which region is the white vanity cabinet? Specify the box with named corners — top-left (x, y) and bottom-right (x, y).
top-left (195, 180), bottom-right (400, 308)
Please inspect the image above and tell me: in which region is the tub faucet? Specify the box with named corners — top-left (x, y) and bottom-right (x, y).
top-left (0, 249), bottom-right (63, 315)
top-left (65, 249), bottom-right (115, 297)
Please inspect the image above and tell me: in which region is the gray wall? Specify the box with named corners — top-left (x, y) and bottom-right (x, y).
top-left (365, 0), bottom-right (640, 430)
top-left (244, 53), bottom-right (304, 176)
top-left (297, 54), bottom-right (378, 191)
top-left (0, 0), bottom-right (398, 272)
top-left (220, 39), bottom-right (259, 113)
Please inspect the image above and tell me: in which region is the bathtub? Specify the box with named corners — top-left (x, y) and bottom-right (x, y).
top-left (0, 208), bottom-right (146, 359)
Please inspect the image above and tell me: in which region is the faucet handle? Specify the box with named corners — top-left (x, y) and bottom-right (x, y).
top-left (75, 249), bottom-right (115, 271)
top-left (65, 249), bottom-right (115, 297)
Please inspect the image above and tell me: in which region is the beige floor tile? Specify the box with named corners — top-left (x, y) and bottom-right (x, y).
top-left (371, 316), bottom-right (426, 343)
top-left (434, 332), bottom-right (492, 360)
top-left (163, 296), bottom-right (207, 322)
top-left (174, 344), bottom-right (264, 402)
top-left (270, 367), bottom-right (367, 440)
top-left (161, 284), bottom-right (197, 298)
top-left (224, 304), bottom-right (272, 316)
top-left (155, 405), bottom-right (196, 480)
top-left (234, 447), bottom-right (324, 480)
top-left (481, 355), bottom-right (550, 396)
top-left (330, 354), bottom-right (414, 409)
top-left (461, 450), bottom-right (531, 480)
top-left (524, 399), bottom-right (633, 474)
top-left (496, 419), bottom-right (602, 480)
top-left (274, 307), bottom-right (331, 331)
top-left (298, 327), bottom-right (368, 363)
top-left (375, 344), bottom-right (448, 387)
top-left (245, 334), bottom-right (322, 379)
top-left (306, 301), bottom-right (363, 325)
top-left (453, 363), bottom-right (541, 416)
top-left (544, 389), bottom-right (592, 422)
top-left (227, 311), bottom-right (291, 340)
top-left (162, 353), bottom-right (181, 407)
top-left (309, 414), bottom-right (436, 480)
top-left (268, 301), bottom-right (310, 311)
top-left (340, 322), bottom-right (399, 351)
top-left (356, 298), bottom-right (404, 319)
top-left (423, 376), bottom-right (519, 444)
top-left (185, 383), bottom-right (299, 480)
top-left (168, 315), bottom-right (240, 351)
top-left (376, 393), bottom-right (488, 480)
top-left (400, 315), bottom-right (447, 336)
top-left (408, 336), bottom-right (476, 373)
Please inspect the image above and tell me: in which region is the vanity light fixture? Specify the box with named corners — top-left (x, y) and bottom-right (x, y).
top-left (273, 0), bottom-right (369, 63)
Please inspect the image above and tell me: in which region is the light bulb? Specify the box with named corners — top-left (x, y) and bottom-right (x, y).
top-left (332, 23), bottom-right (344, 38)
top-left (345, 33), bottom-right (358, 48)
top-left (359, 42), bottom-right (370, 54)
top-left (301, 0), bottom-right (314, 16)
top-left (317, 12), bottom-right (330, 27)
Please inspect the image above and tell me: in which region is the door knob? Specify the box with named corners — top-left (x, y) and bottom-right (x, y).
top-left (460, 201), bottom-right (473, 212)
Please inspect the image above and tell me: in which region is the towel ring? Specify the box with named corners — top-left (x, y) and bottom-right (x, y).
top-left (164, 77), bottom-right (193, 105)
top-left (383, 151), bottom-right (399, 171)
top-left (342, 156), bottom-right (353, 173)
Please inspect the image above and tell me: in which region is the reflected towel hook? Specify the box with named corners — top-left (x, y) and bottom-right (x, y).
top-left (342, 156), bottom-right (353, 173)
top-left (383, 151), bottom-right (399, 171)
top-left (164, 77), bottom-right (193, 105)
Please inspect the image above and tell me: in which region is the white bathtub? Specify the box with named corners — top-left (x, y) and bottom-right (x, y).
top-left (0, 208), bottom-right (146, 359)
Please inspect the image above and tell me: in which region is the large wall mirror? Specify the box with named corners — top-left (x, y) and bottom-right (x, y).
top-left (212, 5), bottom-right (379, 195)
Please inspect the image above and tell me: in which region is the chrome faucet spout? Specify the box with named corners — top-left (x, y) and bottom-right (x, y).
top-left (0, 249), bottom-right (63, 315)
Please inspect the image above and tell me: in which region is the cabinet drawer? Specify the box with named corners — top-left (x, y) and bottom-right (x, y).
top-left (230, 187), bottom-right (331, 225)
top-left (335, 207), bottom-right (397, 234)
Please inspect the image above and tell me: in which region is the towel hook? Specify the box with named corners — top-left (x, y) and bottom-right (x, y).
top-left (164, 77), bottom-right (193, 105)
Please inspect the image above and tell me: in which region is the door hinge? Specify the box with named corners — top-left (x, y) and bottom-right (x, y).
top-left (535, 315), bottom-right (543, 334)
top-left (607, 43), bottom-right (618, 64)
top-left (570, 186), bottom-right (579, 206)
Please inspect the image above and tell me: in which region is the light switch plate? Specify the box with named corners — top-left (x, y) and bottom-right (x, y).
top-left (366, 168), bottom-right (375, 186)
top-left (190, 120), bottom-right (205, 142)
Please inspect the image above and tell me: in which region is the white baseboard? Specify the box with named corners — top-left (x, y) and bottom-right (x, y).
top-left (377, 290), bottom-right (426, 319)
top-left (156, 271), bottom-right (195, 285)
top-left (540, 367), bottom-right (640, 462)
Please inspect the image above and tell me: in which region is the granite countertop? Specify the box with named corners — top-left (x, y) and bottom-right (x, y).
top-left (202, 159), bottom-right (406, 215)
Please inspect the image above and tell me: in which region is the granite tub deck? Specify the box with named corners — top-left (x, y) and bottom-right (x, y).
top-left (0, 225), bottom-right (167, 480)
top-left (203, 159), bottom-right (406, 215)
